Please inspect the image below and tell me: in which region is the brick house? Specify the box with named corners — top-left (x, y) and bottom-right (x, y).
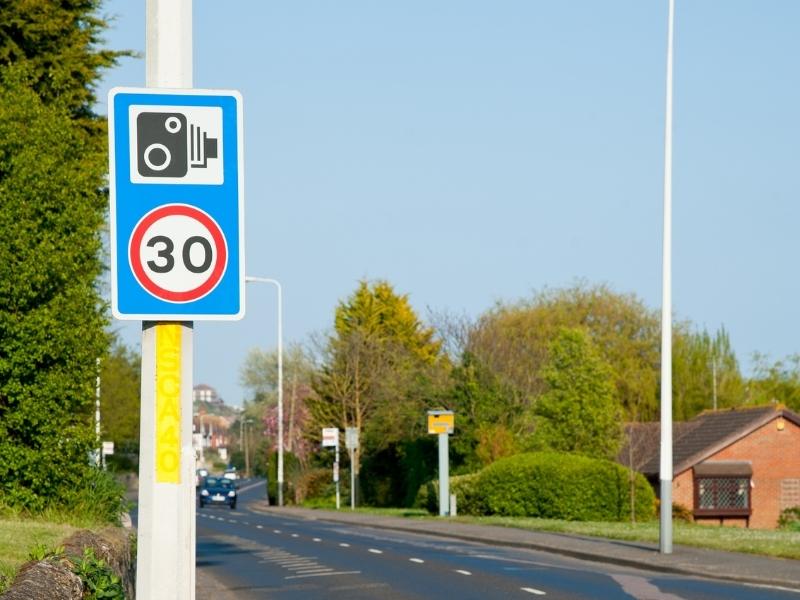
top-left (621, 405), bottom-right (800, 529)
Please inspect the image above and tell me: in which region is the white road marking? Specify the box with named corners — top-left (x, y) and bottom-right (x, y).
top-left (339, 543), bottom-right (350, 548)
top-left (455, 570), bottom-right (472, 576)
top-left (743, 583), bottom-right (800, 595)
top-left (285, 570), bottom-right (361, 580)
top-left (273, 529), bottom-right (281, 534)
top-left (291, 533), bottom-right (299, 538)
top-left (228, 519), bottom-right (237, 523)
top-left (368, 549), bottom-right (383, 554)
top-left (279, 560), bottom-right (317, 567)
top-left (610, 575), bottom-right (685, 600)
top-left (256, 525), bottom-right (263, 529)
top-left (313, 538), bottom-right (322, 542)
top-left (521, 588), bottom-right (547, 596)
top-left (409, 558), bottom-right (425, 564)
top-left (294, 568), bottom-right (334, 575)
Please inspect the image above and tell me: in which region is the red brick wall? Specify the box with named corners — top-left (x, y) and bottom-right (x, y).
top-left (671, 416), bottom-right (800, 529)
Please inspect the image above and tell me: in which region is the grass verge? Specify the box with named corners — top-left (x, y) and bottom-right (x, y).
top-left (0, 518), bottom-right (79, 592)
top-left (299, 502), bottom-right (800, 561)
top-left (455, 516), bottom-right (800, 561)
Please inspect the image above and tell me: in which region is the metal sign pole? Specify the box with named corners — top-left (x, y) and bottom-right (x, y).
top-left (349, 447), bottom-right (355, 510)
top-left (335, 441), bottom-right (340, 510)
top-left (438, 432), bottom-right (450, 517)
top-left (137, 2), bottom-right (196, 599)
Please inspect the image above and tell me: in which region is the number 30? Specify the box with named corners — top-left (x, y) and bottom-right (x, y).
top-left (147, 235), bottom-right (213, 274)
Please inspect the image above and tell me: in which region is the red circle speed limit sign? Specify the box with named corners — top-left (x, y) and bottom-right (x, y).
top-left (129, 204), bottom-right (228, 303)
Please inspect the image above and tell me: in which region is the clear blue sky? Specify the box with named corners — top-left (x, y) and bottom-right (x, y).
top-left (98, 1), bottom-right (800, 407)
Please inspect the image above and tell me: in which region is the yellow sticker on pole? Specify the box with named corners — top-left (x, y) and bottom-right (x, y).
top-left (156, 324), bottom-right (182, 483)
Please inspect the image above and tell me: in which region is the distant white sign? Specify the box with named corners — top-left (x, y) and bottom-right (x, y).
top-left (102, 441), bottom-right (115, 456)
top-left (345, 427), bottom-right (359, 450)
top-left (322, 428), bottom-right (339, 447)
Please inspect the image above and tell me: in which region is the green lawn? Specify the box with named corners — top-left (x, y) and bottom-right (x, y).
top-left (303, 503), bottom-right (800, 561)
top-left (453, 516), bottom-right (800, 560)
top-left (0, 518), bottom-right (79, 592)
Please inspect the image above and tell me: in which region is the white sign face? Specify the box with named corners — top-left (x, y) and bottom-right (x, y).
top-left (102, 441), bottom-right (115, 456)
top-left (129, 105), bottom-right (224, 185)
top-left (345, 427), bottom-right (359, 450)
top-left (128, 204), bottom-right (227, 303)
top-left (322, 427), bottom-right (339, 447)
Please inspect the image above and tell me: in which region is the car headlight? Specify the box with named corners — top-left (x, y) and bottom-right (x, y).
top-left (201, 490), bottom-right (209, 496)
top-left (228, 491), bottom-right (236, 497)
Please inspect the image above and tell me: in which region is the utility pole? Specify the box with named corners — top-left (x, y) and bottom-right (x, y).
top-left (136, 2), bottom-right (196, 598)
top-left (659, 0), bottom-right (676, 556)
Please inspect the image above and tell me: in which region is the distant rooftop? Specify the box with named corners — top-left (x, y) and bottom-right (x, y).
top-left (619, 405), bottom-right (800, 476)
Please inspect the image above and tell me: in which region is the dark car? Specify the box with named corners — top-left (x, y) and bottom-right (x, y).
top-left (198, 476), bottom-right (237, 509)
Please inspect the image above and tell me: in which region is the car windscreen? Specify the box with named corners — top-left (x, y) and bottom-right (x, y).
top-left (204, 477), bottom-right (233, 489)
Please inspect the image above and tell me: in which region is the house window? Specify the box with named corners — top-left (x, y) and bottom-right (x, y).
top-left (693, 461), bottom-right (752, 518)
top-left (697, 477), bottom-right (749, 510)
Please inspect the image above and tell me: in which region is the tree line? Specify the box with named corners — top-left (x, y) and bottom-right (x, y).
top-left (219, 279), bottom-right (800, 507)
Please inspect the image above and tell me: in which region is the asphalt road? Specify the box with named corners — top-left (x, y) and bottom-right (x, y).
top-left (194, 483), bottom-right (800, 599)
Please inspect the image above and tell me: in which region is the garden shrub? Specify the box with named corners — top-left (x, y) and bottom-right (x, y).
top-left (295, 467), bottom-right (338, 504)
top-left (414, 472), bottom-right (485, 515)
top-left (778, 506), bottom-right (800, 531)
top-left (476, 452), bottom-right (655, 521)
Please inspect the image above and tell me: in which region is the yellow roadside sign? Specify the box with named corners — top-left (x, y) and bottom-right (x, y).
top-left (427, 410), bottom-right (454, 435)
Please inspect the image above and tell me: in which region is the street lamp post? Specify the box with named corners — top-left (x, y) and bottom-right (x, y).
top-left (245, 276), bottom-right (284, 506)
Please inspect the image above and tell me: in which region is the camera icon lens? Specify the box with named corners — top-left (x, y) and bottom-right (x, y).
top-left (136, 112), bottom-right (188, 178)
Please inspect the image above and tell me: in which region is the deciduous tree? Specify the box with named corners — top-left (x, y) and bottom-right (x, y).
top-left (533, 328), bottom-right (623, 460)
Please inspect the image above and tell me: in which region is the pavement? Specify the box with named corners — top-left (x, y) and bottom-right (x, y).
top-left (248, 502), bottom-right (800, 591)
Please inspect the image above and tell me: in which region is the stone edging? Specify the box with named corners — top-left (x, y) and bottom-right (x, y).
top-left (0, 527), bottom-right (135, 600)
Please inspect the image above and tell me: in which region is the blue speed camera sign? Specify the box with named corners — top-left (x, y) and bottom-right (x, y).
top-left (108, 88), bottom-right (244, 320)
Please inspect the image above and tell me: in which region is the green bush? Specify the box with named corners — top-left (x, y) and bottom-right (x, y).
top-left (778, 506), bottom-right (800, 531)
top-left (265, 450), bottom-right (301, 505)
top-left (72, 547), bottom-right (125, 600)
top-left (295, 467), bottom-right (339, 504)
top-left (414, 472), bottom-right (485, 516)
top-left (477, 452), bottom-right (655, 522)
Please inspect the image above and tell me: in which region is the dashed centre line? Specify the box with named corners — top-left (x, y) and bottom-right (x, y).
top-left (313, 538), bottom-right (322, 542)
top-left (368, 549), bottom-right (383, 554)
top-left (521, 588), bottom-right (547, 596)
top-left (409, 558), bottom-right (425, 564)
top-left (455, 569), bottom-right (472, 576)
top-left (339, 543), bottom-right (350, 548)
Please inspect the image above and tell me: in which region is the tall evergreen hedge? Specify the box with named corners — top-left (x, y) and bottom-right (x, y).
top-left (0, 71), bottom-right (111, 514)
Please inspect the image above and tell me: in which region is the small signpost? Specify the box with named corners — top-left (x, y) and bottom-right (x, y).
top-left (345, 427), bottom-right (359, 510)
top-left (321, 428), bottom-right (340, 509)
top-left (427, 410), bottom-right (454, 516)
